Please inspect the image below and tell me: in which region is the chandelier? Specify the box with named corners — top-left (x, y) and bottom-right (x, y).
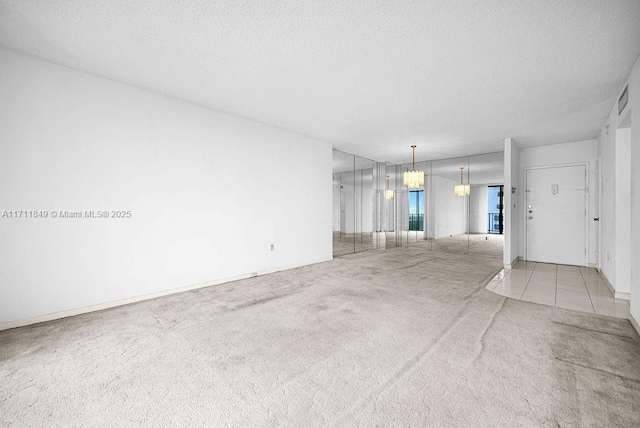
top-left (454, 166), bottom-right (470, 196)
top-left (403, 145), bottom-right (424, 189)
top-left (384, 175), bottom-right (393, 199)
top-left (385, 175), bottom-right (394, 199)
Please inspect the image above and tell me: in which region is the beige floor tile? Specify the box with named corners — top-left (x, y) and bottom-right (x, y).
top-left (556, 300), bottom-right (594, 314)
top-left (589, 296), bottom-right (617, 307)
top-left (585, 284), bottom-right (612, 295)
top-left (492, 287), bottom-right (507, 297)
top-left (556, 281), bottom-right (587, 292)
top-left (512, 261), bottom-right (536, 270)
top-left (580, 270), bottom-right (601, 278)
top-left (527, 277), bottom-right (556, 285)
top-left (556, 291), bottom-right (592, 304)
top-left (530, 276), bottom-right (557, 285)
top-left (588, 290), bottom-right (616, 300)
top-left (493, 284), bottom-right (524, 299)
top-left (556, 274), bottom-right (584, 284)
top-left (558, 269), bottom-right (583, 276)
top-left (492, 270), bottom-right (506, 281)
top-left (584, 280), bottom-right (610, 289)
top-left (585, 282), bottom-right (609, 290)
top-left (556, 287), bottom-right (590, 299)
top-left (556, 295), bottom-right (592, 307)
top-left (595, 308), bottom-right (629, 318)
top-left (557, 266), bottom-right (581, 275)
top-left (522, 286), bottom-right (556, 297)
top-left (582, 273), bottom-right (605, 282)
top-left (507, 269), bottom-right (533, 278)
top-left (531, 268), bottom-right (557, 279)
top-left (501, 275), bottom-right (530, 290)
top-left (529, 272), bottom-right (558, 283)
top-left (525, 280), bottom-right (556, 293)
top-left (592, 301), bottom-right (630, 318)
top-left (521, 291), bottom-right (556, 306)
top-left (485, 279), bottom-right (502, 291)
top-left (487, 262), bottom-right (628, 319)
top-left (587, 288), bottom-right (615, 300)
top-left (592, 300), bottom-right (630, 310)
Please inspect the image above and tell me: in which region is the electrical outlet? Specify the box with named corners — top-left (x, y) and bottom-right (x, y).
top-left (270, 244), bottom-right (274, 251)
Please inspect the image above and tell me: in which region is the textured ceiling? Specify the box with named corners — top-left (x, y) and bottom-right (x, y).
top-left (1, 1), bottom-right (639, 164)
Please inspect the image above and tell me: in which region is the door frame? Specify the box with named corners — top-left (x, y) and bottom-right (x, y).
top-left (524, 163), bottom-right (589, 267)
top-left (597, 156), bottom-right (602, 271)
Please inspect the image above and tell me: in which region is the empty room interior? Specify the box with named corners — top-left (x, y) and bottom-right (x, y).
top-left (2, 1), bottom-right (640, 426)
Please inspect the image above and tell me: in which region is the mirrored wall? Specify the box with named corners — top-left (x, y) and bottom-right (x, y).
top-left (332, 151), bottom-right (375, 257)
top-left (333, 150), bottom-right (504, 257)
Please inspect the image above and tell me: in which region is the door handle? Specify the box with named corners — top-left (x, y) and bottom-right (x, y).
top-left (594, 218), bottom-right (599, 221)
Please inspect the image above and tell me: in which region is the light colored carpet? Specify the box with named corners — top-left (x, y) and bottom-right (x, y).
top-left (333, 232), bottom-right (502, 258)
top-left (432, 233), bottom-right (504, 257)
top-left (1, 241), bottom-right (639, 426)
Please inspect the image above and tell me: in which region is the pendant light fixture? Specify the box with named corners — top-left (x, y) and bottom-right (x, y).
top-left (403, 145), bottom-right (424, 189)
top-left (454, 166), bottom-right (471, 196)
top-left (385, 175), bottom-right (394, 199)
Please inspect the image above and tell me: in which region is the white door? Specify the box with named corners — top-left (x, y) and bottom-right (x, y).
top-left (526, 165), bottom-right (587, 266)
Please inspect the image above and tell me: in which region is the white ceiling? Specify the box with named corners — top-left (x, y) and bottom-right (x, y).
top-left (1, 1), bottom-right (639, 164)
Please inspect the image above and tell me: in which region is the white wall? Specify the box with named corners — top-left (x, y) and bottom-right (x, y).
top-left (504, 138), bottom-right (519, 267)
top-left (598, 54), bottom-right (640, 325)
top-left (430, 175), bottom-right (466, 238)
top-left (518, 140), bottom-right (598, 266)
top-left (469, 185), bottom-right (489, 234)
top-left (614, 127), bottom-right (631, 295)
top-left (0, 48), bottom-right (333, 326)
top-left (598, 98), bottom-right (632, 298)
top-left (630, 56), bottom-right (640, 328)
top-left (598, 121), bottom-right (617, 285)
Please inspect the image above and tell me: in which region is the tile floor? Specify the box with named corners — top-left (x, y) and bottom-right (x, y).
top-left (485, 261), bottom-right (631, 319)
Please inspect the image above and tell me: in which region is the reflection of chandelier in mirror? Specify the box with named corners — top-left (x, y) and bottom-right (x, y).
top-left (403, 145), bottom-right (424, 189)
top-left (385, 175), bottom-right (394, 199)
top-left (454, 166), bottom-right (470, 196)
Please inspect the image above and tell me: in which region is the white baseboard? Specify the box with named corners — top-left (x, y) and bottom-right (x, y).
top-left (615, 291), bottom-right (631, 300)
top-left (504, 256), bottom-right (521, 270)
top-left (0, 258), bottom-right (331, 332)
top-left (596, 269), bottom-right (631, 301)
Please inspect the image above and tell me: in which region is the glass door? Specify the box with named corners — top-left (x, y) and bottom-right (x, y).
top-left (488, 185), bottom-right (504, 234)
top-left (409, 190), bottom-right (424, 231)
